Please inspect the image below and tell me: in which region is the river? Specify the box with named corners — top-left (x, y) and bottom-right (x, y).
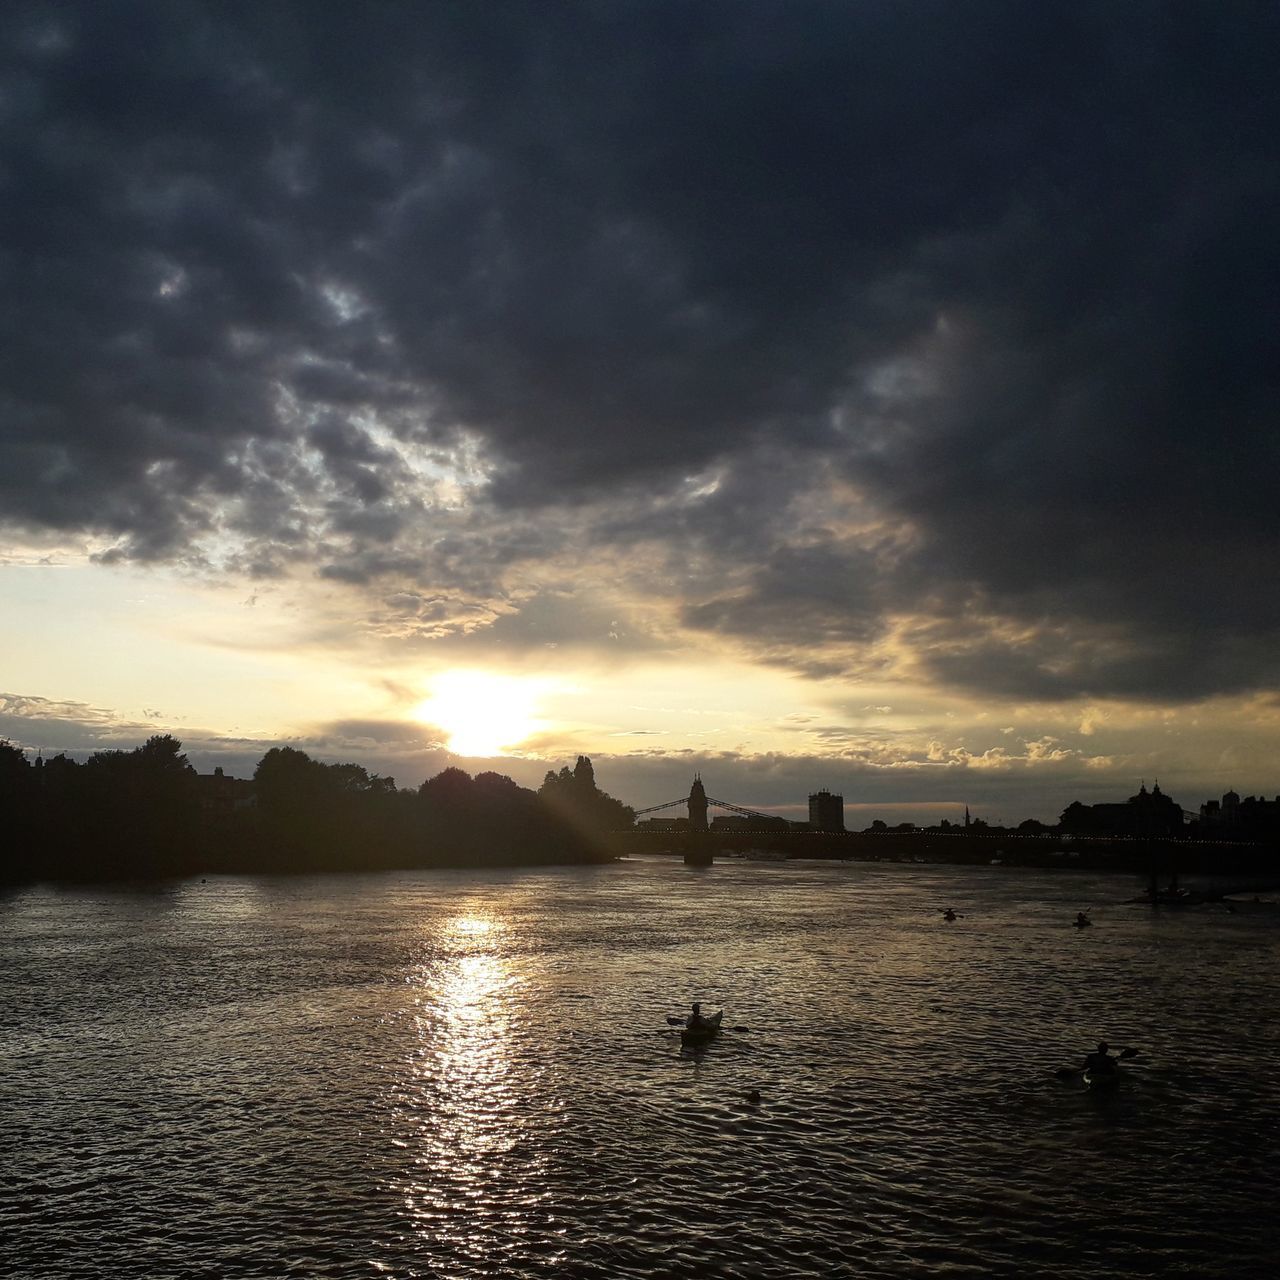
top-left (3, 858), bottom-right (1278, 1278)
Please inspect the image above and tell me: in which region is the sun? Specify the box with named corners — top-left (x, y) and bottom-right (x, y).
top-left (412, 670), bottom-right (547, 757)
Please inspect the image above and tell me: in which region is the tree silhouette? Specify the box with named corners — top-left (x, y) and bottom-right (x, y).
top-left (3, 738), bottom-right (629, 881)
top-left (538, 756), bottom-right (634, 842)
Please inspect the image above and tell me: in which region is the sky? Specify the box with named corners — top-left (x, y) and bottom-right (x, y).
top-left (2, 1), bottom-right (1279, 825)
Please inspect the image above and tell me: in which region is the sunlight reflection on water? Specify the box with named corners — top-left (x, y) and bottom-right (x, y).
top-left (391, 909), bottom-right (568, 1274)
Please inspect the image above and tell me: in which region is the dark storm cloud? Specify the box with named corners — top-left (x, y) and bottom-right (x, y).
top-left (681, 538), bottom-right (889, 676)
top-left (2, 2), bottom-right (1277, 698)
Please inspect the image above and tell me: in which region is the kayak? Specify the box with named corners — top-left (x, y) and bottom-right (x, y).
top-left (680, 1010), bottom-right (723, 1042)
top-left (1083, 1068), bottom-right (1120, 1090)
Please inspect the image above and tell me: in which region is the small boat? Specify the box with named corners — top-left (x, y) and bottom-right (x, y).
top-left (680, 1010), bottom-right (723, 1042)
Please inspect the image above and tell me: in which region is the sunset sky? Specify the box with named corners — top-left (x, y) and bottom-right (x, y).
top-left (3, 2), bottom-right (1278, 824)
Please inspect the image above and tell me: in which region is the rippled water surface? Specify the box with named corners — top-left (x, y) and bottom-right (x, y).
top-left (4, 858), bottom-right (1279, 1278)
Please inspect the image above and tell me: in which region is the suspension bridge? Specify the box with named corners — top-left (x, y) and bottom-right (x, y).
top-left (631, 775), bottom-right (789, 832)
top-left (624, 776), bottom-right (840, 864)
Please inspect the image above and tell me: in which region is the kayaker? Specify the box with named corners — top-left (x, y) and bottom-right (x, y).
top-left (1084, 1042), bottom-right (1118, 1076)
top-left (1074, 911), bottom-right (1092, 928)
top-left (686, 1002), bottom-right (711, 1031)
top-left (941, 908), bottom-right (958, 922)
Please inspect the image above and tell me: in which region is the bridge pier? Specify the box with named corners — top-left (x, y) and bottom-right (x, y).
top-left (683, 833), bottom-right (713, 866)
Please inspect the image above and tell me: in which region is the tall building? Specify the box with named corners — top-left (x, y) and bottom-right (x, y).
top-left (809, 789), bottom-right (845, 832)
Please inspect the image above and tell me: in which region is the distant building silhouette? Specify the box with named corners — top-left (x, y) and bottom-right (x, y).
top-left (1198, 789), bottom-right (1280, 839)
top-left (808, 789), bottom-right (845, 832)
top-left (1060, 781), bottom-right (1184, 837)
top-left (637, 817), bottom-right (683, 832)
top-left (196, 767), bottom-right (255, 816)
top-left (711, 813), bottom-right (790, 832)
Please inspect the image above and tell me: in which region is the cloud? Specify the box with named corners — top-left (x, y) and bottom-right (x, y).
top-left (0, 691), bottom-right (453, 784)
top-left (1, 3), bottom-right (1277, 702)
top-left (0, 692), bottom-right (150, 751)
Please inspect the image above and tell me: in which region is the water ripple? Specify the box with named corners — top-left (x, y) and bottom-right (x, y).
top-left (3, 862), bottom-right (1279, 1277)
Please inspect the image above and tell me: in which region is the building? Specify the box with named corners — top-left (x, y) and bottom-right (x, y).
top-left (808, 789), bottom-right (845, 833)
top-left (195, 767), bottom-right (255, 815)
top-left (1060, 782), bottom-right (1183, 838)
top-left (1198, 790), bottom-right (1280, 839)
top-left (637, 817), bottom-right (683, 832)
top-left (710, 813), bottom-right (790, 832)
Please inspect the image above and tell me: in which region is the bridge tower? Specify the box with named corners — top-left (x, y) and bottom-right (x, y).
top-left (688, 775), bottom-right (708, 831)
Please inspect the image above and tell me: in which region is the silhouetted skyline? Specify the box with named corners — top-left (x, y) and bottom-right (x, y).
top-left (6, 733), bottom-right (1275, 886)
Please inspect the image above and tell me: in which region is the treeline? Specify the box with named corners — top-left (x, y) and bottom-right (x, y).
top-left (0, 737), bottom-right (634, 883)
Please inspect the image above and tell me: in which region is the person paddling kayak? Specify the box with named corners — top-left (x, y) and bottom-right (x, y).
top-left (1074, 911), bottom-right (1092, 928)
top-left (1055, 1041), bottom-right (1139, 1081)
top-left (679, 1003), bottom-right (724, 1044)
top-left (686, 1002), bottom-right (712, 1031)
top-left (1084, 1041), bottom-right (1119, 1076)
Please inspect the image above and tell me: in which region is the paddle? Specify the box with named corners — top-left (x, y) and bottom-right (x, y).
top-left (1054, 1047), bottom-right (1140, 1079)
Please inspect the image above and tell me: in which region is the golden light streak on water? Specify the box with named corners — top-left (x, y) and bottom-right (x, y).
top-left (393, 906), bottom-right (562, 1266)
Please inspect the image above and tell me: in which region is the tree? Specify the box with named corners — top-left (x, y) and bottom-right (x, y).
top-left (250, 747), bottom-right (404, 870)
top-left (573, 755), bottom-right (596, 790)
top-left (254, 746), bottom-right (327, 813)
top-left (420, 766), bottom-right (474, 808)
top-left (0, 738), bottom-right (29, 785)
top-left (3, 736), bottom-right (624, 882)
top-left (537, 756), bottom-right (634, 840)
top-left (475, 771), bottom-right (524, 801)
top-left (73, 735), bottom-right (199, 876)
top-left (0, 741), bottom-right (36, 881)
